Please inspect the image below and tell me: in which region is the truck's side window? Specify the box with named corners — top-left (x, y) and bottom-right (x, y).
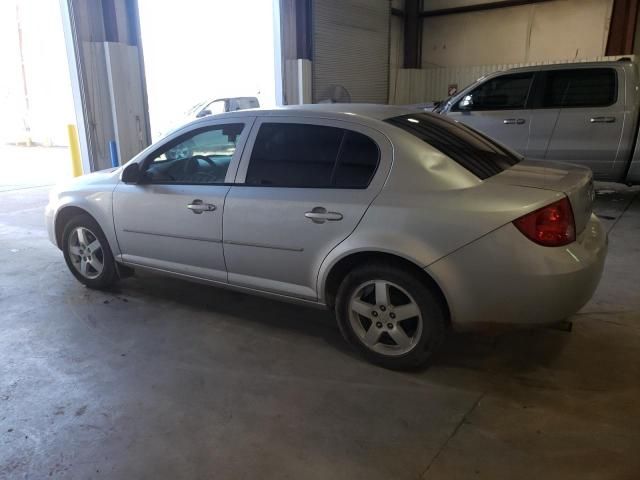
top-left (453, 73), bottom-right (533, 111)
top-left (245, 123), bottom-right (379, 188)
top-left (541, 68), bottom-right (617, 108)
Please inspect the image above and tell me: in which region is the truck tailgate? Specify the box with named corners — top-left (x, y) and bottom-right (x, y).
top-left (487, 160), bottom-right (595, 234)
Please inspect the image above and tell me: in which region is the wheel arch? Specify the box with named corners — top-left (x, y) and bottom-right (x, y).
top-left (321, 251), bottom-right (451, 325)
top-left (54, 206), bottom-right (98, 249)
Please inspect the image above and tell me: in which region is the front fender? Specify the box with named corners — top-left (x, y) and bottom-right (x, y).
top-left (49, 189), bottom-right (119, 256)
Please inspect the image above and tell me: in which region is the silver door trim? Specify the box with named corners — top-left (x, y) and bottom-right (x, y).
top-left (115, 257), bottom-right (326, 308)
top-left (223, 239), bottom-right (304, 252)
top-left (122, 228), bottom-right (222, 243)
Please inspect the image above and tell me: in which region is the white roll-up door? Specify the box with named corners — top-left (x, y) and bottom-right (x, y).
top-left (312, 0), bottom-right (390, 104)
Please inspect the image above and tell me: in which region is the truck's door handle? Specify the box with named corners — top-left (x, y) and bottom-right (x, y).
top-left (590, 116), bottom-right (616, 123)
top-left (503, 118), bottom-right (526, 125)
top-left (187, 199), bottom-right (216, 214)
top-left (305, 207), bottom-right (343, 224)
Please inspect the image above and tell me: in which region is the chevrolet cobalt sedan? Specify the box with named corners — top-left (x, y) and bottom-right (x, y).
top-left (46, 105), bottom-right (607, 369)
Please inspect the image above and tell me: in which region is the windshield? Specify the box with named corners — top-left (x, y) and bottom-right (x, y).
top-left (386, 113), bottom-right (521, 179)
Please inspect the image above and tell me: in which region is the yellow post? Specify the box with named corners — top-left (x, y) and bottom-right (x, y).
top-left (67, 124), bottom-right (83, 177)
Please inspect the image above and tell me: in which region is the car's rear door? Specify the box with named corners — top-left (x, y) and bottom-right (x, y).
top-left (113, 118), bottom-right (254, 281)
top-left (222, 117), bottom-right (392, 300)
top-left (542, 67), bottom-right (625, 180)
top-left (446, 71), bottom-right (534, 155)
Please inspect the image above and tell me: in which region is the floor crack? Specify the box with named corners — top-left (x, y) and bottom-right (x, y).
top-left (419, 391), bottom-right (486, 479)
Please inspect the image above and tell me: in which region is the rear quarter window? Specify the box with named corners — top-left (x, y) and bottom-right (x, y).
top-left (386, 114), bottom-right (520, 180)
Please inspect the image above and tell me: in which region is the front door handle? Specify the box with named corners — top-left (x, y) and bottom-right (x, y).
top-left (503, 118), bottom-right (526, 125)
top-left (590, 116), bottom-right (616, 123)
top-left (305, 206), bottom-right (343, 224)
top-left (187, 199), bottom-right (216, 214)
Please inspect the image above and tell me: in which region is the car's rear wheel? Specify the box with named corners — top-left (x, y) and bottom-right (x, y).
top-left (335, 263), bottom-right (446, 369)
top-left (62, 214), bottom-right (118, 289)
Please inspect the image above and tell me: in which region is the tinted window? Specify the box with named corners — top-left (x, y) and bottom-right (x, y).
top-left (542, 68), bottom-right (616, 108)
top-left (386, 114), bottom-right (520, 179)
top-left (455, 73), bottom-right (533, 111)
top-left (333, 131), bottom-right (380, 187)
top-left (246, 123), bottom-right (379, 188)
top-left (144, 124), bottom-right (244, 184)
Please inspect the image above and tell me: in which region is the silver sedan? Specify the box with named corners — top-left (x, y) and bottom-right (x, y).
top-left (45, 105), bottom-right (607, 369)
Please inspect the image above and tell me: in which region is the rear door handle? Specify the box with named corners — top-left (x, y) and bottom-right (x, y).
top-left (503, 118), bottom-right (526, 125)
top-left (187, 199), bottom-right (216, 214)
top-left (590, 116), bottom-right (616, 123)
top-left (305, 207), bottom-right (343, 224)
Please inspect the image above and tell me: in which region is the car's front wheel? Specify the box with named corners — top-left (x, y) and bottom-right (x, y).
top-left (62, 213), bottom-right (118, 289)
top-left (335, 263), bottom-right (447, 369)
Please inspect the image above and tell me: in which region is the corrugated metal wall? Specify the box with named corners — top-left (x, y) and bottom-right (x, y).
top-left (389, 55), bottom-right (633, 104)
top-left (312, 0), bottom-right (390, 103)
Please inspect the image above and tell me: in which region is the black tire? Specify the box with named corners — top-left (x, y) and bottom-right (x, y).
top-left (62, 213), bottom-right (118, 289)
top-left (335, 262), bottom-right (447, 370)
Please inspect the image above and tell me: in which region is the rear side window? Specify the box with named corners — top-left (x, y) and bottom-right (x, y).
top-left (542, 68), bottom-right (617, 108)
top-left (333, 131), bottom-right (380, 187)
top-left (245, 123), bottom-right (379, 188)
top-left (454, 72), bottom-right (533, 111)
top-left (386, 114), bottom-right (520, 180)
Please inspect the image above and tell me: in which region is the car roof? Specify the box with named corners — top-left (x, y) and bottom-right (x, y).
top-left (211, 103), bottom-right (418, 122)
top-left (491, 59), bottom-right (633, 75)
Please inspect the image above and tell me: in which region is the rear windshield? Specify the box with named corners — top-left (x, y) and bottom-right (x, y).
top-left (385, 113), bottom-right (520, 179)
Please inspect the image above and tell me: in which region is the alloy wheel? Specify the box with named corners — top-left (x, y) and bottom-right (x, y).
top-left (348, 280), bottom-right (423, 356)
top-left (68, 226), bottom-right (104, 280)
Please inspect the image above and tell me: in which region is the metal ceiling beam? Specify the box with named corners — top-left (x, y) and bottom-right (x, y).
top-left (606, 0), bottom-right (639, 55)
top-left (295, 0), bottom-right (312, 60)
top-left (403, 0), bottom-right (422, 68)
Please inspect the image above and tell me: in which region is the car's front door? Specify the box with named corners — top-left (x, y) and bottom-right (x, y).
top-left (113, 119), bottom-right (253, 281)
top-left (222, 117), bottom-right (392, 300)
top-left (447, 72), bottom-right (535, 155)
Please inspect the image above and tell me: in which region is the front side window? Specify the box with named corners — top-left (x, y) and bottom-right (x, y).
top-left (245, 123), bottom-right (379, 188)
top-left (386, 113), bottom-right (520, 180)
top-left (455, 73), bottom-right (533, 111)
top-left (144, 124), bottom-right (244, 184)
top-left (541, 68), bottom-right (617, 108)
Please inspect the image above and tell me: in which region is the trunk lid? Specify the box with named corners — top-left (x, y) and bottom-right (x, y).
top-left (487, 160), bottom-right (595, 233)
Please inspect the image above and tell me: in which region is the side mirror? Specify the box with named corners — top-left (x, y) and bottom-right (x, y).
top-left (196, 109), bottom-right (212, 118)
top-left (458, 95), bottom-right (473, 111)
top-left (121, 163), bottom-right (141, 184)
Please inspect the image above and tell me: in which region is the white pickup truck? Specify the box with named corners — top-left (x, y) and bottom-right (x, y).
top-left (437, 59), bottom-right (640, 183)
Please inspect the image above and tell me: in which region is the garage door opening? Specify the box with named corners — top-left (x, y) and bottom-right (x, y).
top-left (0, 0), bottom-right (75, 189)
top-left (138, 0), bottom-right (278, 140)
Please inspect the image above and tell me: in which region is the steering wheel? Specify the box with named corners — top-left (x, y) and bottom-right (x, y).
top-left (181, 155), bottom-right (225, 181)
top-left (190, 155), bottom-right (217, 167)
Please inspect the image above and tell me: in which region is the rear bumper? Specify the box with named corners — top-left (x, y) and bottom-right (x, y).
top-left (427, 213), bottom-right (607, 331)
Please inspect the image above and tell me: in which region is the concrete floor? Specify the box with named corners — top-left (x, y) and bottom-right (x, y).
top-left (1, 176), bottom-right (639, 479)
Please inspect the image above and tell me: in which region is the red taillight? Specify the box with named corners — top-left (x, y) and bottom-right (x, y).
top-left (513, 197), bottom-right (576, 247)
